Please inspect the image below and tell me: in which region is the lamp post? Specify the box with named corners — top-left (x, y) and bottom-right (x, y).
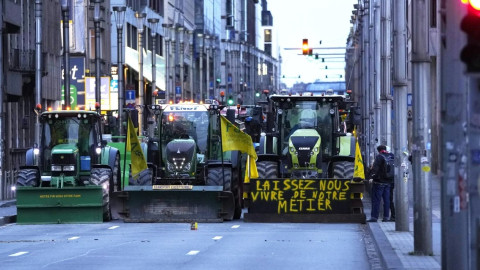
top-left (162, 24), bottom-right (171, 103)
top-left (178, 27), bottom-right (184, 101)
top-left (197, 33), bottom-right (204, 102)
top-left (205, 35), bottom-right (210, 100)
top-left (135, 12), bottom-right (146, 135)
top-left (147, 18), bottom-right (159, 100)
top-left (61, 0), bottom-right (70, 109)
top-left (112, 6), bottom-right (126, 136)
top-left (93, 0), bottom-right (101, 111)
top-left (188, 30), bottom-right (194, 101)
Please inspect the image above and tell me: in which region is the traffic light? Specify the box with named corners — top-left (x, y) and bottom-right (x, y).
top-left (227, 96), bottom-right (234, 105)
top-left (460, 0), bottom-right (480, 72)
top-left (302, 39), bottom-right (309, 55)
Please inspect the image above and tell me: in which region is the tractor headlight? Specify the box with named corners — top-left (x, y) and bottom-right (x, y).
top-left (289, 147), bottom-right (295, 153)
top-left (33, 148), bottom-right (40, 155)
top-left (167, 162), bottom-right (175, 171)
top-left (313, 147), bottom-right (319, 152)
top-left (63, 165), bottom-right (75, 171)
top-left (11, 186), bottom-right (16, 192)
top-left (184, 162), bottom-right (191, 171)
top-left (96, 147), bottom-right (102, 155)
top-left (51, 165), bottom-right (62, 171)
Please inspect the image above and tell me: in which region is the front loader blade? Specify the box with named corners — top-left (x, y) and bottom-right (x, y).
top-left (16, 186), bottom-right (103, 224)
top-left (111, 186), bottom-right (235, 223)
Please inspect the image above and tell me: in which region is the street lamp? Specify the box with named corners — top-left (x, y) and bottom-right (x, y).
top-left (147, 18), bottom-right (159, 101)
top-left (197, 33), bottom-right (204, 102)
top-left (61, 0), bottom-right (70, 109)
top-left (93, 0), bottom-right (101, 111)
top-left (135, 12), bottom-right (146, 135)
top-left (188, 30), bottom-right (194, 101)
top-left (112, 6), bottom-right (126, 136)
top-left (162, 24), bottom-right (171, 103)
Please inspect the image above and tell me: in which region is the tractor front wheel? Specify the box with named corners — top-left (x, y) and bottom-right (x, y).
top-left (89, 168), bottom-right (113, 221)
top-left (332, 161), bottom-right (355, 179)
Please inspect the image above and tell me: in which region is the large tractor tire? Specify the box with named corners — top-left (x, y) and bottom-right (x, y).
top-left (257, 161), bottom-right (278, 179)
top-left (112, 153), bottom-right (121, 192)
top-left (332, 161), bottom-right (355, 179)
top-left (128, 168), bottom-right (152, 186)
top-left (16, 169), bottom-right (40, 187)
top-left (232, 167), bottom-right (243, 220)
top-left (89, 168), bottom-right (113, 221)
top-left (206, 167), bottom-right (232, 191)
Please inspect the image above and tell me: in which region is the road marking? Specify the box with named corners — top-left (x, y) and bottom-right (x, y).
top-left (9, 252), bottom-right (28, 257)
top-left (212, 236), bottom-right (223, 240)
top-left (108, 226), bottom-right (120, 230)
top-left (231, 225), bottom-right (240, 229)
top-left (68, 236), bottom-right (80, 241)
top-left (186, 250), bottom-right (200, 256)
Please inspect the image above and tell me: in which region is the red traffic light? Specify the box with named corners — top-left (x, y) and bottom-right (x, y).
top-left (302, 39), bottom-right (309, 55)
top-left (460, 0), bottom-right (480, 72)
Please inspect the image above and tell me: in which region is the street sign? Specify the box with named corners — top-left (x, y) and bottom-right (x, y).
top-left (126, 90), bottom-right (135, 109)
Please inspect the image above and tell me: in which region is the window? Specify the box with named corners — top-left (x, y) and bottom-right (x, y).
top-left (264, 29), bottom-right (272, 42)
top-left (88, 29), bottom-right (102, 60)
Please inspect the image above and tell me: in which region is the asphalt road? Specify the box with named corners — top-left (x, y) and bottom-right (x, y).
top-left (0, 220), bottom-right (373, 270)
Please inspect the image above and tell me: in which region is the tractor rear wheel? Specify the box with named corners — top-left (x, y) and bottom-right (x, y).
top-left (257, 161), bottom-right (278, 178)
top-left (206, 167), bottom-right (232, 191)
top-left (16, 169), bottom-right (39, 187)
top-left (112, 153), bottom-right (121, 192)
top-left (89, 168), bottom-right (113, 221)
top-left (332, 161), bottom-right (355, 179)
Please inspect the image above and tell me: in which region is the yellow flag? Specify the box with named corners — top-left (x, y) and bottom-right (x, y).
top-left (127, 115), bottom-right (148, 178)
top-left (220, 115), bottom-right (258, 182)
top-left (353, 139), bottom-right (365, 180)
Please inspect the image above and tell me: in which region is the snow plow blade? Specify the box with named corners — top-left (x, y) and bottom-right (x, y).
top-left (15, 186), bottom-right (104, 224)
top-left (243, 178), bottom-right (366, 223)
top-left (111, 185), bottom-right (235, 222)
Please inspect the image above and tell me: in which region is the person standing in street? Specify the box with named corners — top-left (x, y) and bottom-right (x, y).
top-left (367, 145), bottom-right (395, 222)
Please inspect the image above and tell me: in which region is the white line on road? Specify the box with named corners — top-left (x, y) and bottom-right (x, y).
top-left (212, 236), bottom-right (223, 240)
top-left (68, 236), bottom-right (80, 241)
top-left (186, 250), bottom-right (200, 256)
top-left (231, 225), bottom-right (240, 229)
top-left (9, 252), bottom-right (28, 257)
top-left (108, 226), bottom-right (120, 230)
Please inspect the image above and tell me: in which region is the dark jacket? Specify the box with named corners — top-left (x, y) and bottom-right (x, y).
top-left (369, 151), bottom-right (393, 184)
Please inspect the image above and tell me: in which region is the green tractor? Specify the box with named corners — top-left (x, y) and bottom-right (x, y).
top-left (245, 92), bottom-right (365, 223)
top-left (15, 110), bottom-right (122, 224)
top-left (111, 101), bottom-right (245, 222)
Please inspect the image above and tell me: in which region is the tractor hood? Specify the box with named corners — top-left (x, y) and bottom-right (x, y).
top-left (165, 139), bottom-right (196, 174)
top-left (288, 129), bottom-right (321, 168)
top-left (51, 144), bottom-right (79, 155)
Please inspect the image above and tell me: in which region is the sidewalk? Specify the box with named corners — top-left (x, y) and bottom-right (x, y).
top-left (0, 199), bottom-right (16, 226)
top-left (365, 175), bottom-right (442, 269)
top-left (0, 177), bottom-right (442, 269)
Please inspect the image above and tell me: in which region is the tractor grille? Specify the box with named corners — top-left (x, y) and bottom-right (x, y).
top-left (290, 136), bottom-right (319, 167)
top-left (51, 153), bottom-right (76, 176)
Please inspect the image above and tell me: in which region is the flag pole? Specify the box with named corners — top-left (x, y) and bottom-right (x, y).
top-left (122, 109), bottom-right (130, 190)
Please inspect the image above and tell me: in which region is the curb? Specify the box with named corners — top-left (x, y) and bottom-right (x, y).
top-left (0, 215), bottom-right (16, 226)
top-left (0, 200), bottom-right (16, 208)
top-left (367, 222), bottom-right (404, 269)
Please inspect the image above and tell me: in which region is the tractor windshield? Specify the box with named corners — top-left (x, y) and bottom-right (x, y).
top-left (282, 100), bottom-right (334, 157)
top-left (160, 111), bottom-right (210, 154)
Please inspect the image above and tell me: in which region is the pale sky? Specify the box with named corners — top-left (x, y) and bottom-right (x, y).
top-left (268, 0), bottom-right (357, 87)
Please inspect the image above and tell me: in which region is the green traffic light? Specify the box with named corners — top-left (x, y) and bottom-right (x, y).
top-left (228, 99), bottom-right (234, 105)
top-left (255, 92), bottom-right (260, 97)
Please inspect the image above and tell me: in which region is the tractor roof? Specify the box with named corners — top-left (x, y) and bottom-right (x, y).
top-left (269, 93), bottom-right (346, 104)
top-left (163, 103), bottom-right (210, 112)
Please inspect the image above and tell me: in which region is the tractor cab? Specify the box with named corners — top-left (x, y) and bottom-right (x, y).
top-left (39, 111), bottom-right (103, 187)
